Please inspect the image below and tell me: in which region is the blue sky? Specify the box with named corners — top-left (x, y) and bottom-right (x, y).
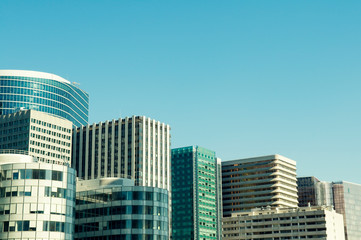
top-left (1, 1), bottom-right (361, 183)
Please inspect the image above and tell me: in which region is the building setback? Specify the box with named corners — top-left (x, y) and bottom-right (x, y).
top-left (222, 206), bottom-right (345, 240)
top-left (222, 154), bottom-right (298, 217)
top-left (0, 70), bottom-right (89, 127)
top-left (171, 146), bottom-right (222, 240)
top-left (72, 116), bottom-right (171, 191)
top-left (0, 110), bottom-right (73, 166)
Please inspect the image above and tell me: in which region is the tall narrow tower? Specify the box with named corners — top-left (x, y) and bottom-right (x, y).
top-left (171, 146), bottom-right (221, 240)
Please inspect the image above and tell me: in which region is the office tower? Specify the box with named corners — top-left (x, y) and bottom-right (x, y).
top-left (0, 109), bottom-right (72, 165)
top-left (297, 176), bottom-right (321, 207)
top-left (72, 116), bottom-right (171, 191)
top-left (75, 178), bottom-right (169, 240)
top-left (171, 146), bottom-right (221, 240)
top-left (222, 154), bottom-right (298, 217)
top-left (297, 178), bottom-right (361, 240)
top-left (297, 176), bottom-right (333, 207)
top-left (0, 70), bottom-right (89, 127)
top-left (0, 150), bottom-right (76, 240)
top-left (222, 206), bottom-right (345, 240)
top-left (332, 181), bottom-right (361, 240)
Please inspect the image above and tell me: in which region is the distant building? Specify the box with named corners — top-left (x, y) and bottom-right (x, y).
top-left (297, 177), bottom-right (361, 240)
top-left (222, 206), bottom-right (345, 240)
top-left (72, 116), bottom-right (171, 191)
top-left (0, 70), bottom-right (89, 127)
top-left (0, 109), bottom-right (72, 166)
top-left (222, 154), bottom-right (298, 217)
top-left (171, 146), bottom-right (222, 240)
top-left (297, 176), bottom-right (333, 207)
top-left (75, 178), bottom-right (169, 240)
top-left (0, 150), bottom-right (76, 240)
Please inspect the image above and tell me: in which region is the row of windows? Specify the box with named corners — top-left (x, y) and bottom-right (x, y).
top-left (1, 220), bottom-right (73, 234)
top-left (0, 95), bottom-right (86, 124)
top-left (0, 169), bottom-right (63, 181)
top-left (76, 219), bottom-right (168, 233)
top-left (75, 234), bottom-right (167, 240)
top-left (30, 118), bottom-right (71, 133)
top-left (0, 202), bottom-right (74, 217)
top-left (76, 191), bottom-right (168, 204)
top-left (0, 78), bottom-right (88, 109)
top-left (76, 205), bottom-right (168, 218)
top-left (0, 103), bottom-right (85, 127)
top-left (0, 186), bottom-right (75, 200)
top-left (30, 125), bottom-right (71, 140)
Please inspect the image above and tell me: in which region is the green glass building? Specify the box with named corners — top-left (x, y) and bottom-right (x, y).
top-left (171, 146), bottom-right (222, 240)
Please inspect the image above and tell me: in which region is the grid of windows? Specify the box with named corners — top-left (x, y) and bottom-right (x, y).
top-left (0, 73), bottom-right (88, 127)
top-left (171, 146), bottom-right (221, 240)
top-left (0, 110), bottom-right (72, 166)
top-left (0, 156), bottom-right (76, 240)
top-left (222, 155), bottom-right (298, 217)
top-left (75, 185), bottom-right (169, 240)
top-left (222, 207), bottom-right (343, 240)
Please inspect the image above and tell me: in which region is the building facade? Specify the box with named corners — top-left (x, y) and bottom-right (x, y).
top-left (332, 181), bottom-right (361, 240)
top-left (0, 70), bottom-right (89, 127)
top-left (297, 177), bottom-right (361, 240)
top-left (222, 154), bottom-right (298, 217)
top-left (297, 176), bottom-right (333, 207)
top-left (0, 110), bottom-right (72, 166)
top-left (171, 146), bottom-right (222, 240)
top-left (222, 206), bottom-right (345, 240)
top-left (75, 178), bottom-right (169, 240)
top-left (0, 150), bottom-right (76, 240)
top-left (72, 116), bottom-right (171, 191)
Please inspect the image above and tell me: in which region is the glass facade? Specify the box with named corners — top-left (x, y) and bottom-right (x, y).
top-left (334, 181), bottom-right (361, 240)
top-left (171, 146), bottom-right (221, 240)
top-left (0, 70), bottom-right (89, 127)
top-left (0, 154), bottom-right (76, 240)
top-left (75, 183), bottom-right (169, 240)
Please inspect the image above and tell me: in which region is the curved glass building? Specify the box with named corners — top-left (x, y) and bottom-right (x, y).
top-left (0, 150), bottom-right (76, 240)
top-left (75, 178), bottom-right (169, 240)
top-left (0, 70), bottom-right (89, 127)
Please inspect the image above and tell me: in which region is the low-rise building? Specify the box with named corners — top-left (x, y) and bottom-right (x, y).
top-left (222, 206), bottom-right (345, 240)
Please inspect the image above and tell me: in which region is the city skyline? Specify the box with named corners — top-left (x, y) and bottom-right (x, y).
top-left (1, 1), bottom-right (361, 184)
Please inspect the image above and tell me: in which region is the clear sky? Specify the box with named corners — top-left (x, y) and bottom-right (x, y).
top-left (1, 1), bottom-right (361, 184)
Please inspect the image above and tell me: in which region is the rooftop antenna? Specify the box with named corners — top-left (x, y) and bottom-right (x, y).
top-left (72, 82), bottom-right (80, 86)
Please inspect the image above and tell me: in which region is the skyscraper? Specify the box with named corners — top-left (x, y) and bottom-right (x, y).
top-left (0, 109), bottom-right (73, 166)
top-left (171, 146), bottom-right (222, 240)
top-left (222, 154), bottom-right (298, 217)
top-left (0, 70), bottom-right (89, 127)
top-left (72, 116), bottom-right (171, 190)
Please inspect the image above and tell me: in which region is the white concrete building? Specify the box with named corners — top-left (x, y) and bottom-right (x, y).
top-left (0, 109), bottom-right (73, 166)
top-left (222, 154), bottom-right (298, 217)
top-left (72, 116), bottom-right (171, 191)
top-left (0, 150), bottom-right (76, 240)
top-left (222, 206), bottom-right (345, 240)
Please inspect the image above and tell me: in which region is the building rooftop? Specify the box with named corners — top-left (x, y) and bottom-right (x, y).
top-left (0, 150), bottom-right (38, 165)
top-left (222, 154), bottom-right (296, 166)
top-left (0, 69), bottom-right (70, 84)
